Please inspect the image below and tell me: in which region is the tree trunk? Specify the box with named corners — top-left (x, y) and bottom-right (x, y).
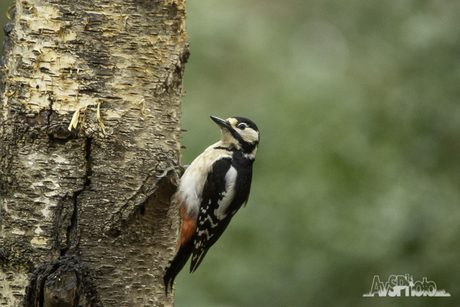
top-left (0, 0), bottom-right (188, 306)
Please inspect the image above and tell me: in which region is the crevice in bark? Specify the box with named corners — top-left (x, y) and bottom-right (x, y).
top-left (84, 137), bottom-right (92, 188)
top-left (48, 135), bottom-right (72, 147)
top-left (46, 121), bottom-right (78, 147)
top-left (53, 137), bottom-right (91, 257)
top-left (37, 135), bottom-right (95, 304)
top-left (60, 194), bottom-right (78, 256)
top-left (46, 96), bottom-right (54, 126)
top-left (53, 194), bottom-right (77, 257)
top-left (23, 255), bottom-right (102, 307)
top-left (62, 137), bottom-right (91, 255)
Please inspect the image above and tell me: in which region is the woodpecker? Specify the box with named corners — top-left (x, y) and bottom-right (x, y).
top-left (164, 116), bottom-right (260, 294)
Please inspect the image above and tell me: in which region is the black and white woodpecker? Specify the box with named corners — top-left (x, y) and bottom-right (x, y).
top-left (164, 116), bottom-right (260, 294)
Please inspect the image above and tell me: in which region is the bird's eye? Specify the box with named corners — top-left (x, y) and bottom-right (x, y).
top-left (237, 123), bottom-right (247, 130)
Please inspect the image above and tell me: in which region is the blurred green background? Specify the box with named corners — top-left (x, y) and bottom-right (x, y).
top-left (2, 1), bottom-right (460, 306)
top-left (0, 2), bottom-right (13, 52)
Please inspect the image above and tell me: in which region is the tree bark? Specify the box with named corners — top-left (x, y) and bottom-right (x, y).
top-left (0, 0), bottom-right (188, 306)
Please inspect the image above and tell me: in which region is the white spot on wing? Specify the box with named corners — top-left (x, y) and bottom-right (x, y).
top-left (197, 228), bottom-right (213, 240)
top-left (215, 166), bottom-right (237, 219)
top-left (201, 214), bottom-right (219, 228)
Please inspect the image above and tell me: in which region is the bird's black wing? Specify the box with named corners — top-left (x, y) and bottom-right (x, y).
top-left (190, 157), bottom-right (234, 272)
top-left (225, 151), bottom-right (254, 214)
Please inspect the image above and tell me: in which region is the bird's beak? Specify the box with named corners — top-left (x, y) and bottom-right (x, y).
top-left (210, 116), bottom-right (232, 130)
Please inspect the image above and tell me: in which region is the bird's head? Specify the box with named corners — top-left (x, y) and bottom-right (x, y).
top-left (211, 116), bottom-right (260, 157)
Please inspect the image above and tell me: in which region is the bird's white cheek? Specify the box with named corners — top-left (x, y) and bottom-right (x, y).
top-left (239, 129), bottom-right (259, 143)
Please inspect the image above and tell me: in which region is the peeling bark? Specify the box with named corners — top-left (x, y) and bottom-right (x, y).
top-left (0, 0), bottom-right (188, 306)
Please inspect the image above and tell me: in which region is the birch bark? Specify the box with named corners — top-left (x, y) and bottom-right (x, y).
top-left (0, 0), bottom-right (188, 305)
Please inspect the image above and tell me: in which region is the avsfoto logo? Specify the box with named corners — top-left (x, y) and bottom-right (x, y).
top-left (363, 274), bottom-right (451, 297)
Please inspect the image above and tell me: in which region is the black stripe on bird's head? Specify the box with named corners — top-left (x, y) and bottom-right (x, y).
top-left (211, 116), bottom-right (260, 154)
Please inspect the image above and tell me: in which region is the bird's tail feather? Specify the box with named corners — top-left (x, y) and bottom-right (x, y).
top-left (190, 248), bottom-right (209, 273)
top-left (163, 240), bottom-right (193, 295)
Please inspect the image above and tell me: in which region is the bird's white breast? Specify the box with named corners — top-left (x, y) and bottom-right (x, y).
top-left (176, 141), bottom-right (231, 218)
